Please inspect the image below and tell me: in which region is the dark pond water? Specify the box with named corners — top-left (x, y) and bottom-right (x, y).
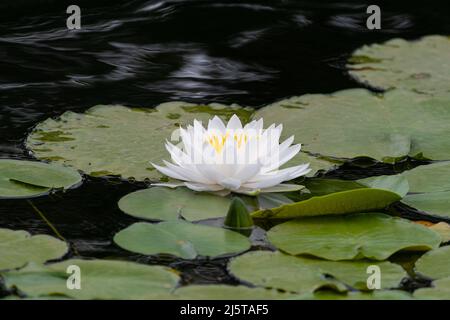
top-left (1, 0), bottom-right (450, 289)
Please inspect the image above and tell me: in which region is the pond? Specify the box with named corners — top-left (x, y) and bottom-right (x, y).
top-left (0, 0), bottom-right (449, 300)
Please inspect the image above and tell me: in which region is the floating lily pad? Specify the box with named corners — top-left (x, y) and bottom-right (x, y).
top-left (402, 162), bottom-right (450, 218)
top-left (1, 259), bottom-right (180, 299)
top-left (254, 89), bottom-right (450, 162)
top-left (413, 277), bottom-right (450, 300)
top-left (358, 174), bottom-right (409, 197)
top-left (173, 284), bottom-right (292, 300)
top-left (118, 187), bottom-right (231, 221)
top-left (113, 221), bottom-right (251, 259)
top-left (404, 162), bottom-right (450, 193)
top-left (0, 228), bottom-right (68, 271)
top-left (26, 103), bottom-right (332, 181)
top-left (0, 159), bottom-right (82, 199)
top-left (251, 188), bottom-right (401, 219)
top-left (347, 35), bottom-right (450, 95)
top-left (268, 213), bottom-right (440, 261)
top-left (404, 192), bottom-right (450, 219)
top-left (303, 179), bottom-right (364, 196)
top-left (229, 251), bottom-right (406, 293)
top-left (415, 246), bottom-right (450, 280)
top-left (307, 290), bottom-right (413, 300)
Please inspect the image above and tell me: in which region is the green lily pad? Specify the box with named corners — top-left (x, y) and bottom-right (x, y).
top-left (267, 213), bottom-right (440, 261)
top-left (413, 277), bottom-right (450, 300)
top-left (402, 162), bottom-right (450, 218)
top-left (347, 35), bottom-right (450, 95)
top-left (229, 251), bottom-right (406, 293)
top-left (26, 103), bottom-right (332, 181)
top-left (251, 188), bottom-right (401, 219)
top-left (305, 290), bottom-right (413, 300)
top-left (113, 221), bottom-right (251, 259)
top-left (404, 192), bottom-right (450, 219)
top-left (253, 89), bottom-right (450, 162)
top-left (415, 246), bottom-right (450, 280)
top-left (1, 259), bottom-right (180, 299)
top-left (404, 162), bottom-right (450, 193)
top-left (0, 159), bottom-right (82, 199)
top-left (118, 187), bottom-right (232, 221)
top-left (358, 174), bottom-right (409, 197)
top-left (173, 285), bottom-right (293, 300)
top-left (303, 179), bottom-right (364, 196)
top-left (0, 228), bottom-right (68, 271)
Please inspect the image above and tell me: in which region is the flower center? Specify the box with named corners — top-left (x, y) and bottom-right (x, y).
top-left (206, 131), bottom-right (250, 153)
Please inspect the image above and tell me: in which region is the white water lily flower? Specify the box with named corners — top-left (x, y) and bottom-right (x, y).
top-left (151, 114), bottom-right (310, 196)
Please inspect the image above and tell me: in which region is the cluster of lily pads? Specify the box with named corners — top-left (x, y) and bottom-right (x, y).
top-left (1, 35), bottom-right (449, 300)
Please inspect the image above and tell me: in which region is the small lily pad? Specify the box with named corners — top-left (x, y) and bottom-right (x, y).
top-left (0, 228), bottom-right (68, 271)
top-left (118, 187), bottom-right (231, 221)
top-left (415, 246), bottom-right (450, 280)
top-left (173, 284), bottom-right (292, 300)
top-left (1, 259), bottom-right (180, 299)
top-left (113, 221), bottom-right (251, 259)
top-left (251, 188), bottom-right (401, 219)
top-left (0, 159), bottom-right (82, 199)
top-left (229, 251), bottom-right (406, 293)
top-left (267, 213), bottom-right (440, 261)
top-left (347, 35), bottom-right (450, 95)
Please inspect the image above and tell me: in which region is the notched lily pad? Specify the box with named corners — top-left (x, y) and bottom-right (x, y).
top-left (267, 213), bottom-right (441, 261)
top-left (228, 251), bottom-right (407, 293)
top-left (0, 159), bottom-right (82, 199)
top-left (254, 89), bottom-right (450, 162)
top-left (118, 187), bottom-right (231, 221)
top-left (348, 35), bottom-right (450, 95)
top-left (113, 221), bottom-right (251, 259)
top-left (2, 259), bottom-right (180, 299)
top-left (0, 228), bottom-right (68, 271)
